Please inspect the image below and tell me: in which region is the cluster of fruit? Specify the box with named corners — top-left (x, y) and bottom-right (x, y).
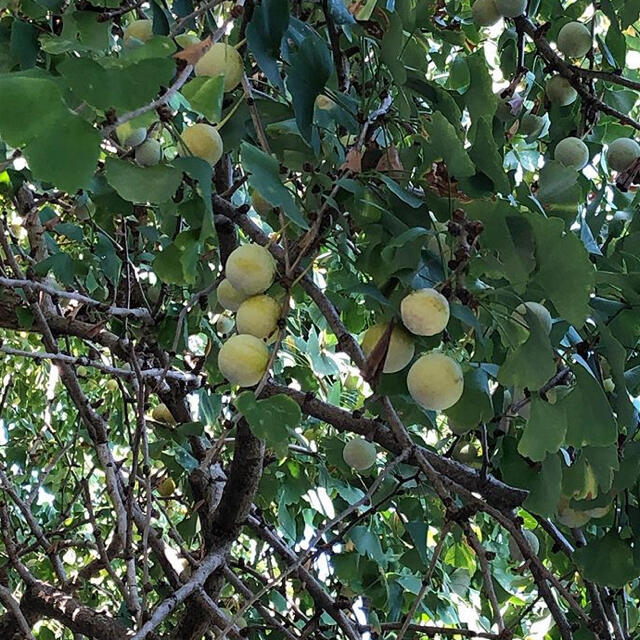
top-left (472, 4), bottom-right (640, 175)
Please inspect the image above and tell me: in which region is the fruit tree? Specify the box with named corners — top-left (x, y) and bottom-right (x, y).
top-left (1, 1), bottom-right (640, 639)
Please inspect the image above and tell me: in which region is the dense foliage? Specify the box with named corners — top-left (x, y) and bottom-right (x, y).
top-left (1, 0), bottom-right (640, 639)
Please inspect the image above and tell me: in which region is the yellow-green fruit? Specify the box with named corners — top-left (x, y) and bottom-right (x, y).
top-left (225, 244), bottom-right (276, 296)
top-left (603, 378), bottom-right (615, 393)
top-left (508, 529), bottom-right (540, 562)
top-left (557, 21), bottom-right (592, 58)
top-left (175, 33), bottom-right (200, 48)
top-left (76, 366), bottom-right (89, 377)
top-left (495, 0), bottom-right (526, 17)
top-left (512, 301), bottom-right (553, 335)
top-left (123, 19), bottom-right (153, 46)
top-left (554, 136), bottom-right (589, 171)
top-left (361, 323), bottom-right (415, 374)
top-left (472, 0), bottom-right (501, 26)
top-left (106, 379), bottom-right (119, 392)
top-left (218, 334), bottom-right (269, 387)
top-left (452, 442), bottom-right (481, 466)
top-left (194, 42), bottom-right (244, 91)
top-left (116, 122), bottom-right (147, 148)
top-left (545, 76), bottom-right (577, 106)
top-left (181, 123), bottom-right (223, 166)
top-left (407, 352), bottom-right (464, 411)
top-left (216, 315), bottom-right (235, 335)
top-left (607, 138), bottom-right (640, 172)
top-left (157, 477), bottom-right (176, 497)
top-left (135, 138), bottom-right (162, 166)
top-left (342, 438), bottom-right (377, 471)
top-left (216, 278), bottom-right (248, 312)
top-left (236, 294), bottom-right (280, 339)
top-left (151, 403), bottom-right (176, 425)
top-left (401, 288), bottom-right (450, 336)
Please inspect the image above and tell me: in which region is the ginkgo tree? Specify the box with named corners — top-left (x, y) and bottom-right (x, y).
top-left (0, 0), bottom-right (640, 639)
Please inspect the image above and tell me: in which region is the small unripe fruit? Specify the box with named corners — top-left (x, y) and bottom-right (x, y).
top-left (519, 112), bottom-right (545, 138)
top-left (471, 0), bottom-right (501, 26)
top-left (508, 529), bottom-right (540, 562)
top-left (342, 438), bottom-right (377, 471)
top-left (157, 477), bottom-right (176, 497)
top-left (557, 22), bottom-right (592, 58)
top-left (545, 76), bottom-right (577, 106)
top-left (218, 334), bottom-right (269, 387)
top-left (194, 42), bottom-right (244, 92)
top-left (401, 288), bottom-right (450, 336)
top-left (251, 190), bottom-right (272, 216)
top-left (76, 366), bottom-right (89, 377)
top-left (123, 19), bottom-right (153, 46)
top-left (135, 138), bottom-right (162, 166)
top-left (116, 122), bottom-right (147, 148)
top-left (361, 323), bottom-right (415, 374)
top-left (236, 294), bottom-right (280, 339)
top-left (452, 442), bottom-right (481, 465)
top-left (513, 301), bottom-right (553, 335)
top-left (495, 0), bottom-right (527, 18)
top-left (603, 377), bottom-right (615, 393)
top-left (216, 278), bottom-right (248, 312)
top-left (181, 123), bottom-right (223, 166)
top-left (151, 403), bottom-right (176, 425)
top-left (606, 138), bottom-right (640, 172)
top-left (407, 352), bottom-right (464, 411)
top-left (225, 244), bottom-right (276, 296)
top-left (216, 315), bottom-right (235, 335)
top-left (106, 379), bottom-right (119, 392)
top-left (554, 137), bottom-right (589, 171)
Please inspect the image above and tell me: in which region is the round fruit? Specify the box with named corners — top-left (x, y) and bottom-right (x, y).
top-left (557, 21), bottom-right (592, 58)
top-left (545, 76), bottom-right (577, 106)
top-left (216, 278), bottom-right (248, 312)
top-left (215, 315), bottom-right (235, 335)
top-left (520, 112), bottom-right (545, 138)
top-left (218, 334), bottom-right (269, 387)
top-left (603, 377), bottom-right (615, 393)
top-left (452, 442), bottom-right (481, 465)
top-left (495, 0), bottom-right (527, 18)
top-left (157, 477), bottom-right (176, 497)
top-left (251, 190), bottom-right (272, 216)
top-left (342, 438), bottom-right (377, 471)
top-left (401, 288), bottom-right (450, 337)
top-left (361, 323), bottom-right (415, 374)
top-left (512, 301), bottom-right (553, 335)
top-left (151, 403), bottom-right (176, 425)
top-left (407, 352), bottom-right (464, 411)
top-left (76, 366), bottom-right (88, 377)
top-left (472, 0), bottom-right (501, 26)
top-left (116, 122), bottom-right (147, 148)
top-left (123, 19), bottom-right (153, 46)
top-left (508, 529), bottom-right (540, 562)
top-left (135, 139), bottom-right (162, 166)
top-left (236, 294), bottom-right (280, 339)
top-left (175, 33), bottom-right (200, 48)
top-left (554, 136), bottom-right (589, 170)
top-left (181, 123), bottom-right (223, 166)
top-left (106, 379), bottom-right (119, 392)
top-left (225, 244), bottom-right (276, 296)
top-left (606, 138), bottom-right (640, 172)
top-left (194, 42), bottom-right (244, 92)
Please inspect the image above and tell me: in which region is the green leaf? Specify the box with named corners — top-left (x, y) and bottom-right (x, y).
top-left (240, 142), bottom-right (309, 228)
top-left (425, 111), bottom-right (475, 179)
top-left (518, 397), bottom-right (567, 462)
top-left (349, 526), bottom-right (387, 568)
top-left (104, 158), bottom-right (182, 203)
top-left (286, 29), bottom-right (332, 142)
top-left (181, 75), bottom-right (225, 122)
top-left (564, 365), bottom-right (618, 448)
top-left (172, 156), bottom-right (214, 240)
top-left (405, 74), bottom-right (462, 128)
top-left (405, 521), bottom-right (428, 566)
top-left (445, 367), bottom-right (493, 430)
top-left (574, 532), bottom-right (639, 588)
top-left (378, 175), bottom-right (424, 208)
top-left (152, 232), bottom-right (200, 286)
top-left (463, 53), bottom-right (497, 123)
top-left (468, 118), bottom-right (509, 194)
top-left (327, 0), bottom-right (355, 24)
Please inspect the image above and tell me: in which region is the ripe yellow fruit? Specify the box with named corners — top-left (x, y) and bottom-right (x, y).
top-left (361, 323), bottom-right (415, 374)
top-left (508, 529), bottom-right (540, 562)
top-left (181, 123), bottom-right (223, 166)
top-left (407, 352), bottom-right (464, 411)
top-left (471, 0), bottom-right (501, 26)
top-left (218, 334), bottom-right (269, 387)
top-left (216, 278), bottom-right (248, 312)
top-left (554, 136), bottom-right (589, 171)
top-left (225, 244), bottom-right (276, 296)
top-left (135, 138), bottom-right (162, 166)
top-left (151, 403), bottom-right (176, 425)
top-left (116, 122), bottom-right (147, 148)
top-left (342, 438), bottom-right (377, 471)
top-left (106, 379), bottom-right (119, 392)
top-left (236, 294), bottom-right (281, 339)
top-left (512, 301), bottom-right (553, 335)
top-left (194, 42), bottom-right (244, 92)
top-left (157, 477), bottom-right (176, 497)
top-left (606, 138), bottom-right (640, 172)
top-left (545, 76), bottom-right (577, 106)
top-left (123, 19), bottom-right (153, 46)
top-left (557, 21), bottom-right (592, 58)
top-left (401, 288), bottom-right (450, 336)
top-left (251, 190), bottom-right (272, 216)
top-left (495, 0), bottom-right (526, 18)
